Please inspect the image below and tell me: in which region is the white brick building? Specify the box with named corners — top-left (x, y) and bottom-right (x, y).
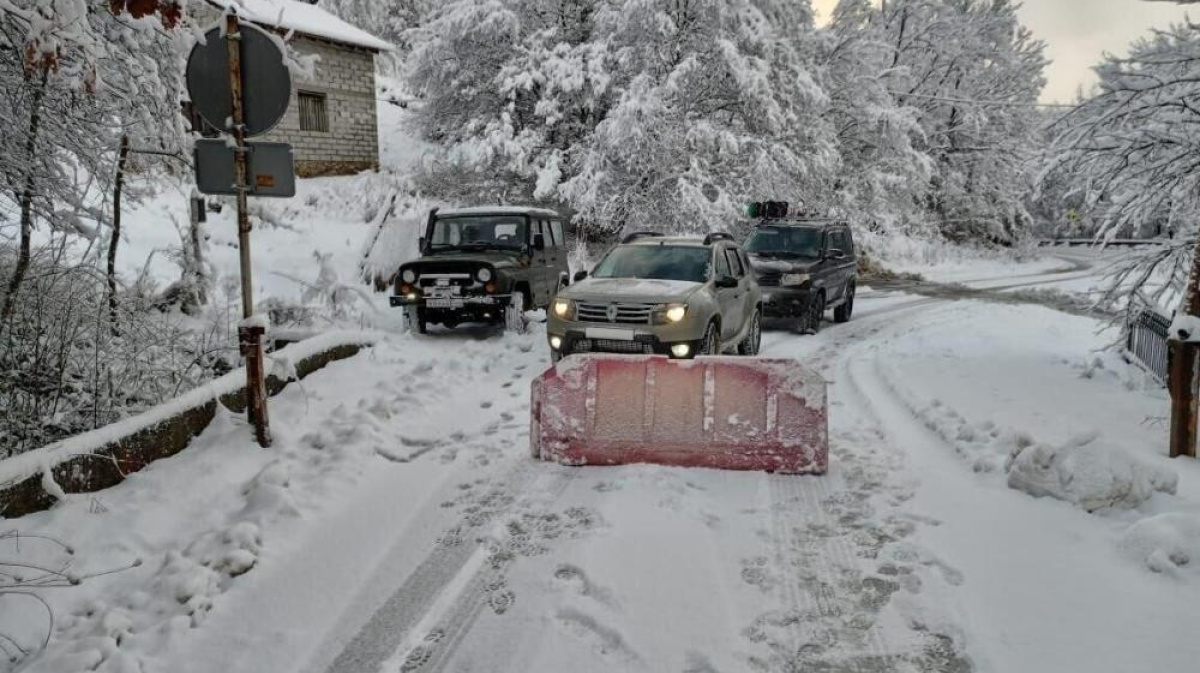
top-left (198, 0), bottom-right (392, 176)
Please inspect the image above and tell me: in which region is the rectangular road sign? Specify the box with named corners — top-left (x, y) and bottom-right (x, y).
top-left (194, 139), bottom-right (296, 198)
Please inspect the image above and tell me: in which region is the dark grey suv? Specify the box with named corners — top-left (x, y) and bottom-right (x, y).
top-left (744, 216), bottom-right (857, 333)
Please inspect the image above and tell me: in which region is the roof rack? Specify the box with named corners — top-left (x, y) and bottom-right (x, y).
top-left (621, 231), bottom-right (666, 244)
top-left (703, 232), bottom-right (735, 245)
top-left (747, 201), bottom-right (791, 219)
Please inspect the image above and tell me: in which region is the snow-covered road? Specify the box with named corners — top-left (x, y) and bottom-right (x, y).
top-left (12, 256), bottom-right (1200, 673)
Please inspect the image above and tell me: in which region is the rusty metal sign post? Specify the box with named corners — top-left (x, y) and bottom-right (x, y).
top-left (186, 13), bottom-right (295, 448)
top-left (225, 13), bottom-right (271, 447)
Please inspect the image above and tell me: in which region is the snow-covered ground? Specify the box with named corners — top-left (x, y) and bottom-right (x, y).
top-left (6, 246), bottom-right (1199, 673)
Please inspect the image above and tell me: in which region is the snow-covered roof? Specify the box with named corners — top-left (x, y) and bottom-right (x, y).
top-left (438, 206), bottom-right (563, 218)
top-left (207, 0), bottom-right (393, 52)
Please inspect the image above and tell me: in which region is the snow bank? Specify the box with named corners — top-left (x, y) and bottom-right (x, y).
top-left (1006, 432), bottom-right (1178, 512)
top-left (0, 330), bottom-right (383, 492)
top-left (898, 391), bottom-right (1176, 513)
top-left (1118, 512), bottom-right (1200, 577)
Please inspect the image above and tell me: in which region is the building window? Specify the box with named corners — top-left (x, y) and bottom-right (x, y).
top-left (298, 91), bottom-right (328, 132)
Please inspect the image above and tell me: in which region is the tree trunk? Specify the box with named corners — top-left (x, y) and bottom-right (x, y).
top-left (0, 68), bottom-right (49, 331)
top-left (108, 134), bottom-right (131, 332)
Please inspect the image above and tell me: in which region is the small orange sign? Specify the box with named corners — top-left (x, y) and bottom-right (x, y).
top-left (255, 174), bottom-right (276, 188)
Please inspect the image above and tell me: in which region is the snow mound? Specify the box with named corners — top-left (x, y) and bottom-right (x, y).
top-left (1006, 432), bottom-right (1178, 512)
top-left (1118, 513), bottom-right (1200, 577)
top-left (900, 392), bottom-right (1176, 513)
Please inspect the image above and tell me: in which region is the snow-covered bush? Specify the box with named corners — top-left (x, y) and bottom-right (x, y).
top-left (0, 249), bottom-right (232, 458)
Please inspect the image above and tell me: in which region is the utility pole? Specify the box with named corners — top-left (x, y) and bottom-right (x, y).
top-left (225, 12), bottom-right (272, 447)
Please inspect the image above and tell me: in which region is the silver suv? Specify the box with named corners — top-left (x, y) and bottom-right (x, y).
top-left (546, 233), bottom-right (762, 361)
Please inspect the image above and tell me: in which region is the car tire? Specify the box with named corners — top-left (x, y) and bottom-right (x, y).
top-left (738, 309), bottom-right (762, 356)
top-left (505, 290), bottom-right (528, 333)
top-left (550, 349), bottom-right (563, 364)
top-left (801, 292), bottom-right (825, 335)
top-left (405, 306), bottom-right (427, 335)
top-left (834, 282), bottom-right (855, 323)
top-left (700, 321), bottom-right (721, 356)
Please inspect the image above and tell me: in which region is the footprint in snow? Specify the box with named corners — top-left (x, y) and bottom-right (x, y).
top-left (553, 564), bottom-right (618, 608)
top-left (556, 607), bottom-right (639, 661)
top-left (682, 651), bottom-right (723, 673)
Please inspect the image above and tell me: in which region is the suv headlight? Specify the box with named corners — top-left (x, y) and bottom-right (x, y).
top-left (477, 267), bottom-right (492, 282)
top-left (781, 273), bottom-right (811, 287)
top-left (401, 269), bottom-right (416, 283)
top-left (652, 303), bottom-right (688, 325)
top-left (552, 298), bottom-right (574, 319)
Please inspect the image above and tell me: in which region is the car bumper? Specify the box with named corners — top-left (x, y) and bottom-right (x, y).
top-left (552, 331), bottom-right (702, 358)
top-left (759, 287), bottom-right (812, 317)
top-left (546, 319), bottom-right (708, 358)
top-left (389, 294), bottom-right (512, 308)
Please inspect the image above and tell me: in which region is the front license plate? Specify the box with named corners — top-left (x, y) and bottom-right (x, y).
top-left (585, 327), bottom-right (635, 341)
top-left (427, 298), bottom-right (464, 309)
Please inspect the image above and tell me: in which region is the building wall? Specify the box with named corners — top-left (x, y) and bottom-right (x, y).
top-left (260, 37), bottom-right (381, 177)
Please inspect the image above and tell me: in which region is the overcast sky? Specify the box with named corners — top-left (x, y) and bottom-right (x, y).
top-left (811, 0), bottom-right (1196, 102)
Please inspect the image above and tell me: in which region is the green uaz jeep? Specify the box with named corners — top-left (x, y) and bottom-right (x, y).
top-left (390, 207), bottom-right (570, 333)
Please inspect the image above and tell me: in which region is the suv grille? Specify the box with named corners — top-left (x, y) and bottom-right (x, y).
top-left (576, 302), bottom-right (655, 325)
top-left (412, 262), bottom-right (480, 289)
top-left (755, 271), bottom-right (781, 287)
top-left (568, 339), bottom-right (653, 355)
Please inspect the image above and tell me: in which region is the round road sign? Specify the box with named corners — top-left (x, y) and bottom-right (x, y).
top-left (185, 22), bottom-right (292, 137)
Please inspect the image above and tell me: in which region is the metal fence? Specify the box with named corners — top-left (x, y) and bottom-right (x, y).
top-left (1126, 304), bottom-right (1171, 385)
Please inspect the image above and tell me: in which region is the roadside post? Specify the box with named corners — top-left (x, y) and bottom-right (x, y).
top-left (1168, 232), bottom-right (1200, 459)
top-left (185, 12), bottom-right (295, 448)
top-left (1168, 340), bottom-right (1198, 458)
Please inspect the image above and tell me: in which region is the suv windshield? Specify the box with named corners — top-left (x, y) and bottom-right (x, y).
top-left (428, 215), bottom-right (527, 252)
top-left (744, 226), bottom-right (823, 259)
top-left (592, 245), bottom-right (711, 283)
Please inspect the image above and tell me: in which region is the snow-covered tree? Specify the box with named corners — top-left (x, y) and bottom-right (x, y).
top-left (561, 0), bottom-right (836, 235)
top-left (0, 1), bottom-right (187, 328)
top-left (876, 0), bottom-right (1047, 244)
top-left (405, 0), bottom-right (837, 236)
top-left (324, 0), bottom-right (434, 71)
top-left (1049, 21), bottom-right (1200, 242)
top-left (1046, 16), bottom-right (1200, 311)
top-left (822, 0), bottom-right (932, 234)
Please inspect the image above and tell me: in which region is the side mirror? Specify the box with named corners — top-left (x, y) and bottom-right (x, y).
top-left (419, 237), bottom-right (426, 252)
top-left (533, 234), bottom-right (546, 251)
top-left (573, 270), bottom-right (589, 283)
top-left (715, 274), bottom-right (738, 288)
top-left (826, 248), bottom-right (846, 260)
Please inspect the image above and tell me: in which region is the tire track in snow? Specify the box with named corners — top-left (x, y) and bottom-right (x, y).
top-left (315, 465), bottom-right (533, 673)
top-left (320, 460), bottom-right (602, 673)
top-left (754, 292), bottom-right (977, 672)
